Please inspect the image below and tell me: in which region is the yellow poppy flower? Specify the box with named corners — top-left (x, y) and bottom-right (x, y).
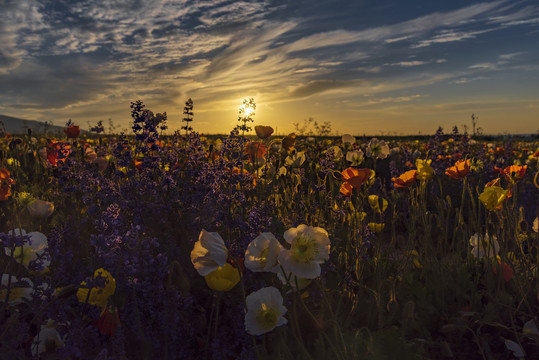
top-left (204, 263), bottom-right (240, 291)
top-left (368, 195), bottom-right (388, 213)
top-left (415, 159), bottom-right (434, 181)
top-left (368, 223), bottom-right (385, 233)
top-left (479, 186), bottom-right (509, 211)
top-left (77, 268), bottom-right (116, 311)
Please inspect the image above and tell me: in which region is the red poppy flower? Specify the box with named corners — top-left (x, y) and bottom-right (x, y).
top-left (93, 305), bottom-right (121, 336)
top-left (244, 142), bottom-right (267, 162)
top-left (492, 260), bottom-right (513, 282)
top-left (64, 125), bottom-right (80, 138)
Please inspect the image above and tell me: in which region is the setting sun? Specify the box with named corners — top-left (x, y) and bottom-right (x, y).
top-left (239, 98), bottom-right (256, 119)
top-left (240, 105), bottom-right (254, 117)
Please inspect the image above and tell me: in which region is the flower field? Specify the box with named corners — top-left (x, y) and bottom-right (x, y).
top-left (1, 103), bottom-right (538, 359)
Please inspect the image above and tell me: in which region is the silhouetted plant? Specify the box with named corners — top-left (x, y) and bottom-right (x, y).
top-left (90, 120), bottom-right (105, 134)
top-left (107, 118), bottom-right (116, 134)
top-left (471, 113), bottom-right (478, 136)
top-left (236, 98), bottom-right (256, 135)
top-left (130, 100), bottom-right (167, 154)
top-left (181, 98), bottom-right (194, 136)
top-left (293, 117), bottom-right (332, 136)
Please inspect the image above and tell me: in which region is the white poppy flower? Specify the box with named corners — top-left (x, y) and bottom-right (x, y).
top-left (245, 233), bottom-right (283, 273)
top-left (215, 141), bottom-right (224, 152)
top-left (27, 199), bottom-right (55, 218)
top-left (469, 233), bottom-right (499, 259)
top-left (245, 287), bottom-right (287, 335)
top-left (346, 150), bottom-right (364, 166)
top-left (341, 134), bottom-right (356, 145)
top-left (1, 274), bottom-right (34, 304)
top-left (5, 229), bottom-right (49, 269)
top-left (85, 147), bottom-right (98, 163)
top-left (327, 146), bottom-right (343, 161)
top-left (366, 138), bottom-right (390, 159)
top-left (190, 230), bottom-right (228, 276)
top-left (31, 320), bottom-right (64, 356)
top-left (284, 151), bottom-right (306, 168)
top-left (277, 224), bottom-right (330, 279)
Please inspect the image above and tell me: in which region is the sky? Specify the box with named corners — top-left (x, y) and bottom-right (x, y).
top-left (1, 0), bottom-right (538, 136)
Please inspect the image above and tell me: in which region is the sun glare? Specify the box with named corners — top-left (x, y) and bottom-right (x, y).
top-left (239, 98), bottom-right (256, 119)
top-left (240, 104), bottom-right (254, 117)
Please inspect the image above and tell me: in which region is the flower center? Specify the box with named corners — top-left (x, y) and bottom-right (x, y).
top-left (13, 246), bottom-right (35, 268)
top-left (256, 304), bottom-right (279, 331)
top-left (1, 287), bottom-right (25, 302)
top-left (290, 235), bottom-right (318, 264)
top-left (259, 247), bottom-right (269, 266)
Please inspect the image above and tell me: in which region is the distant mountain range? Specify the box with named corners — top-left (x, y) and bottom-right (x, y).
top-left (0, 114), bottom-right (65, 135)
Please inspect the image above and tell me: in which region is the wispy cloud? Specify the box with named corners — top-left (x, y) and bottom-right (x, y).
top-left (412, 29), bottom-right (494, 48)
top-left (499, 52), bottom-right (527, 60)
top-left (450, 76), bottom-right (488, 84)
top-left (363, 94), bottom-right (427, 106)
top-left (386, 61), bottom-right (429, 67)
top-left (469, 63), bottom-right (499, 70)
top-left (385, 35), bottom-right (412, 44)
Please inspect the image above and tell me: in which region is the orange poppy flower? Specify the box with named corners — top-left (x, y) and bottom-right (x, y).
top-left (496, 165), bottom-right (527, 182)
top-left (0, 168), bottom-right (11, 181)
top-left (0, 168), bottom-right (16, 200)
top-left (339, 182), bottom-right (354, 197)
top-left (340, 168), bottom-right (374, 196)
top-left (45, 141), bottom-right (72, 166)
top-left (392, 170), bottom-right (417, 188)
top-left (485, 178), bottom-right (512, 198)
top-left (230, 166), bottom-right (257, 186)
top-left (146, 140), bottom-right (164, 150)
top-left (445, 159), bottom-right (471, 180)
